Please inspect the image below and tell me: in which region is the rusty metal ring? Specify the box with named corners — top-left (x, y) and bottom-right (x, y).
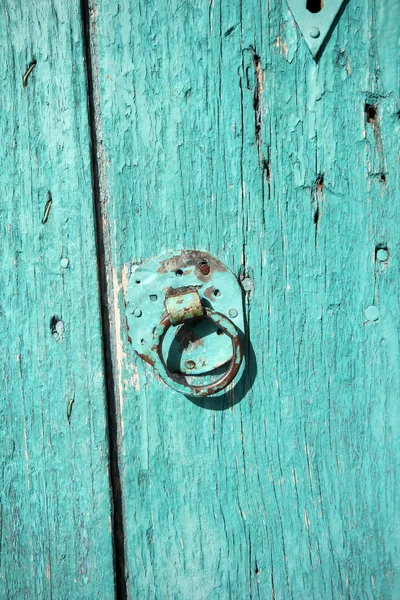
top-left (151, 308), bottom-right (243, 397)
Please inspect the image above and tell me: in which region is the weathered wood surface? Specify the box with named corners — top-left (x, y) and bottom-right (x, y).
top-left (91, 0), bottom-right (400, 597)
top-left (0, 2), bottom-right (115, 597)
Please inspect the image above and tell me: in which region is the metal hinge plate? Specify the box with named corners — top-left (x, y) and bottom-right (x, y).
top-left (287, 0), bottom-right (347, 58)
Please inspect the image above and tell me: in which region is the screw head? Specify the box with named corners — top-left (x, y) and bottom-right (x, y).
top-left (228, 308), bottom-right (238, 318)
top-left (310, 27), bottom-right (320, 39)
top-left (185, 359), bottom-right (196, 371)
top-left (60, 257), bottom-right (69, 268)
top-left (365, 305), bottom-right (379, 322)
top-left (133, 308), bottom-right (142, 317)
top-left (376, 249), bottom-right (389, 262)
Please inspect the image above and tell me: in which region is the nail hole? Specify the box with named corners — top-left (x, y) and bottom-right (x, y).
top-left (253, 53), bottom-right (262, 147)
top-left (380, 174), bottom-right (386, 183)
top-left (50, 315), bottom-right (62, 335)
top-left (316, 174), bottom-right (324, 192)
top-left (217, 329), bottom-right (224, 335)
top-left (175, 269), bottom-right (183, 276)
top-left (306, 0), bottom-right (324, 13)
top-left (262, 159), bottom-right (271, 181)
top-left (214, 289), bottom-right (221, 297)
top-left (150, 294), bottom-right (158, 302)
top-left (365, 103), bottom-right (377, 124)
top-left (136, 280), bottom-right (141, 284)
top-left (50, 315), bottom-right (64, 340)
top-left (140, 339), bottom-right (145, 345)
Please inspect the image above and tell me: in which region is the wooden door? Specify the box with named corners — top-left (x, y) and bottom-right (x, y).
top-left (91, 0), bottom-right (399, 598)
top-left (0, 2), bottom-right (115, 598)
top-left (2, 1), bottom-right (399, 598)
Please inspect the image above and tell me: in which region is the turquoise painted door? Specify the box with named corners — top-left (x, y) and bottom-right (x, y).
top-left (1, 1), bottom-right (399, 599)
top-left (0, 2), bottom-right (115, 598)
top-left (91, 0), bottom-right (400, 598)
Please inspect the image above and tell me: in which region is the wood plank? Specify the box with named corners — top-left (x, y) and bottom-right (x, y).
top-left (91, 0), bottom-right (399, 597)
top-left (0, 2), bottom-right (115, 597)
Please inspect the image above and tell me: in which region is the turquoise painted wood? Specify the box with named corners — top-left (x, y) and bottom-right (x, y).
top-left (90, 0), bottom-right (400, 597)
top-left (3, 1), bottom-right (399, 599)
top-left (0, 2), bottom-right (115, 598)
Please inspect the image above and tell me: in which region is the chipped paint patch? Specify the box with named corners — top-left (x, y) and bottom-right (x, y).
top-left (112, 266), bottom-right (126, 431)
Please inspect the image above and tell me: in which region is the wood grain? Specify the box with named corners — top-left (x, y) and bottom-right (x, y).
top-left (0, 2), bottom-right (115, 597)
top-left (90, 0), bottom-right (399, 597)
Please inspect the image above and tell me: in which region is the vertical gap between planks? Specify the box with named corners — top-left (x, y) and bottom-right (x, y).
top-left (80, 1), bottom-right (128, 598)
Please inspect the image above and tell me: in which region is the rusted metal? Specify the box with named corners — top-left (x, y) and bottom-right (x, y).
top-left (157, 250), bottom-right (226, 283)
top-left (151, 309), bottom-right (243, 397)
top-left (126, 250), bottom-right (244, 378)
top-left (184, 360), bottom-right (196, 371)
top-left (199, 260), bottom-right (210, 276)
top-left (164, 288), bottom-right (204, 326)
top-left (176, 328), bottom-right (204, 353)
top-left (136, 352), bottom-right (154, 367)
top-left (203, 285), bottom-right (217, 301)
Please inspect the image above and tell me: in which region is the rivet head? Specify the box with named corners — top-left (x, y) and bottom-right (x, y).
top-left (228, 308), bottom-right (238, 318)
top-left (133, 308), bottom-right (142, 317)
top-left (365, 306), bottom-right (380, 322)
top-left (376, 249), bottom-right (389, 262)
top-left (199, 261), bottom-right (210, 275)
top-left (241, 277), bottom-right (254, 293)
top-left (310, 27), bottom-right (320, 39)
top-left (185, 359), bottom-right (196, 370)
top-left (60, 257), bottom-right (69, 268)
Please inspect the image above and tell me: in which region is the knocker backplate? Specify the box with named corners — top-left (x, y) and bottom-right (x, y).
top-left (125, 250), bottom-right (244, 376)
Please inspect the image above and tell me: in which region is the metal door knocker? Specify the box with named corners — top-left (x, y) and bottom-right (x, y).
top-left (125, 251), bottom-right (245, 397)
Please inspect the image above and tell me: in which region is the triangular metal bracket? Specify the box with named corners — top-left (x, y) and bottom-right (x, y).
top-left (286, 0), bottom-right (347, 58)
